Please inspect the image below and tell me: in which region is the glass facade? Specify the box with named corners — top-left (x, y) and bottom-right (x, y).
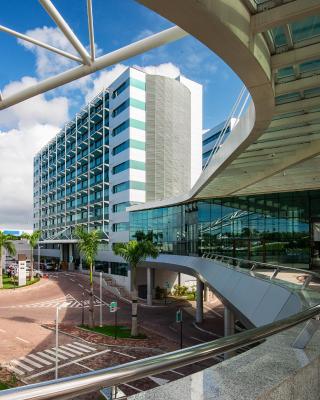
top-left (130, 190), bottom-right (320, 270)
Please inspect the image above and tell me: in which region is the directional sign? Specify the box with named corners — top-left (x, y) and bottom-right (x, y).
top-left (164, 281), bottom-right (170, 289)
top-left (110, 301), bottom-right (118, 313)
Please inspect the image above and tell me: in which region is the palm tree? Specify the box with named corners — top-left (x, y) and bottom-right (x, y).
top-left (0, 231), bottom-right (16, 288)
top-left (75, 227), bottom-right (101, 328)
top-left (114, 239), bottom-right (159, 336)
top-left (21, 230), bottom-right (41, 280)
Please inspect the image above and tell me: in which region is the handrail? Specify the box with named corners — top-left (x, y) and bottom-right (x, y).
top-left (202, 253), bottom-right (320, 289)
top-left (0, 303), bottom-right (319, 400)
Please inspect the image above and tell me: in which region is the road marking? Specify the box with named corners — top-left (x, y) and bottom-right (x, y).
top-left (112, 350), bottom-right (136, 359)
top-left (53, 348), bottom-right (77, 358)
top-left (169, 326), bottom-right (177, 333)
top-left (0, 328), bottom-right (6, 333)
top-left (66, 343), bottom-right (91, 353)
top-left (36, 351), bottom-right (57, 362)
top-left (192, 322), bottom-right (222, 338)
top-left (78, 284), bottom-right (84, 288)
top-left (170, 369), bottom-right (184, 377)
top-left (74, 362), bottom-right (93, 371)
top-left (85, 289), bottom-right (90, 293)
top-left (10, 360), bottom-right (34, 372)
top-left (18, 357), bottom-right (43, 369)
top-left (45, 349), bottom-right (68, 360)
top-left (59, 345), bottom-right (84, 356)
top-left (190, 336), bottom-right (206, 343)
top-left (16, 337), bottom-right (30, 343)
top-left (70, 279), bottom-right (75, 282)
top-left (122, 383), bottom-right (143, 392)
top-left (8, 365), bottom-right (25, 375)
top-left (73, 342), bottom-right (97, 351)
top-left (26, 349), bottom-right (111, 380)
top-left (28, 354), bottom-right (52, 366)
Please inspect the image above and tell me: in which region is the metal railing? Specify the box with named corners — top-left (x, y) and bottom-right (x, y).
top-left (1, 255), bottom-right (320, 400)
top-left (202, 253), bottom-right (320, 289)
top-left (0, 303), bottom-right (319, 400)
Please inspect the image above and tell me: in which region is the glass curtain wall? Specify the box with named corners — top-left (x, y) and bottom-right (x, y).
top-left (130, 190), bottom-right (320, 269)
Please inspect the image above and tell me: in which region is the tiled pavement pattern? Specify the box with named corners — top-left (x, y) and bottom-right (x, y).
top-left (0, 293), bottom-right (107, 309)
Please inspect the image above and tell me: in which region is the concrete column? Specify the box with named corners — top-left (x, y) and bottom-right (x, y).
top-left (224, 306), bottom-right (235, 360)
top-left (108, 263), bottom-right (111, 275)
top-left (204, 284), bottom-right (209, 302)
top-left (68, 243), bottom-right (74, 271)
top-left (147, 267), bottom-right (152, 306)
top-left (127, 266), bottom-right (132, 292)
top-left (196, 278), bottom-right (204, 323)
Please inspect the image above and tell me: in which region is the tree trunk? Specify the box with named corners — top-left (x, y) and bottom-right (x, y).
top-left (30, 247), bottom-right (34, 280)
top-left (89, 262), bottom-right (95, 328)
top-left (0, 248), bottom-right (3, 289)
top-left (131, 264), bottom-right (138, 337)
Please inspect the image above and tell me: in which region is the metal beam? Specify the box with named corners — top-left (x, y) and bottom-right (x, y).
top-left (0, 26), bottom-right (187, 110)
top-left (275, 97), bottom-right (320, 114)
top-left (271, 42), bottom-right (320, 69)
top-left (39, 0), bottom-right (92, 65)
top-left (87, 0), bottom-right (95, 61)
top-left (248, 132), bottom-right (320, 151)
top-left (251, 0), bottom-right (320, 33)
top-left (275, 75), bottom-right (320, 96)
top-left (0, 24), bottom-right (82, 63)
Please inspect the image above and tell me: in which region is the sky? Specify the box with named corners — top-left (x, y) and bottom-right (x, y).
top-left (0, 0), bottom-right (243, 230)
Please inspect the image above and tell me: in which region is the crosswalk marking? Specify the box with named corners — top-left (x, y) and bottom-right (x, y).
top-left (28, 354), bottom-right (52, 366)
top-left (11, 360), bottom-right (34, 372)
top-left (45, 349), bottom-right (68, 360)
top-left (60, 345), bottom-right (84, 356)
top-left (54, 348), bottom-right (77, 358)
top-left (66, 343), bottom-right (91, 353)
top-left (5, 341), bottom-right (99, 377)
top-left (74, 342), bottom-right (96, 351)
top-left (18, 357), bottom-right (43, 369)
top-left (8, 365), bottom-right (26, 375)
top-left (36, 351), bottom-right (57, 362)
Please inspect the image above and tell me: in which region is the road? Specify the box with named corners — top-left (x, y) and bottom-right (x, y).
top-left (0, 272), bottom-right (225, 398)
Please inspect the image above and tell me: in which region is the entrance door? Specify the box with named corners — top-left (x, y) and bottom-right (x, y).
top-left (311, 222), bottom-right (320, 269)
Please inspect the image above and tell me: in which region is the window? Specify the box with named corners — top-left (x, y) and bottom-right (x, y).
top-left (113, 202), bottom-right (131, 213)
top-left (112, 160), bottom-right (145, 174)
top-left (112, 139), bottom-right (145, 156)
top-left (112, 161), bottom-right (129, 174)
top-left (112, 181), bottom-right (129, 193)
top-left (112, 120), bottom-right (129, 136)
top-left (112, 79), bottom-right (129, 98)
top-left (112, 99), bottom-right (129, 117)
top-left (112, 222), bottom-right (129, 232)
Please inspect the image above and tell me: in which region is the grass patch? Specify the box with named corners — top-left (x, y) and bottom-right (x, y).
top-left (1, 274), bottom-right (40, 289)
top-left (80, 325), bottom-right (147, 339)
top-left (0, 382), bottom-right (9, 390)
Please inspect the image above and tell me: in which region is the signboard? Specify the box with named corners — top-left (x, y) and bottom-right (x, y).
top-left (18, 260), bottom-right (27, 286)
top-left (164, 281), bottom-right (170, 289)
top-left (110, 301), bottom-right (118, 313)
top-left (176, 309), bottom-right (182, 323)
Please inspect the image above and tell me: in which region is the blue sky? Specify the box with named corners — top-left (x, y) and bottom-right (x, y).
top-left (0, 0), bottom-right (243, 229)
top-left (0, 0), bottom-right (242, 129)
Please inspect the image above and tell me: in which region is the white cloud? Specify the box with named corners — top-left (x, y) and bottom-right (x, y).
top-left (18, 26), bottom-right (78, 79)
top-left (0, 124), bottom-right (61, 229)
top-left (84, 64), bottom-right (128, 103)
top-left (0, 74), bottom-right (69, 230)
top-left (0, 76), bottom-right (69, 130)
top-left (136, 62), bottom-right (180, 79)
